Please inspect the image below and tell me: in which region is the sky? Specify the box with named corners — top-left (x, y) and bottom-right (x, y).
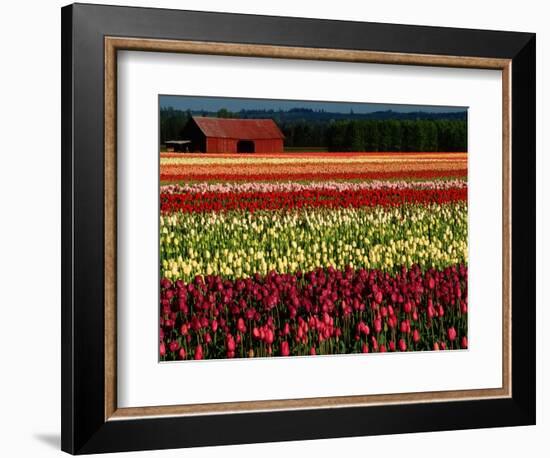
top-left (160, 94), bottom-right (467, 114)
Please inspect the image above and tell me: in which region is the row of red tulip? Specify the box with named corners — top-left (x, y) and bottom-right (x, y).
top-left (160, 187), bottom-right (467, 214)
top-left (160, 169), bottom-right (467, 183)
top-left (160, 264), bottom-right (468, 360)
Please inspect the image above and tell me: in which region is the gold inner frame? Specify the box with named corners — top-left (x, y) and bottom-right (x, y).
top-left (104, 37), bottom-right (512, 421)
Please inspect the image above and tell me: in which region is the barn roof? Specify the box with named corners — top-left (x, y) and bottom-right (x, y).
top-left (192, 116), bottom-right (284, 140)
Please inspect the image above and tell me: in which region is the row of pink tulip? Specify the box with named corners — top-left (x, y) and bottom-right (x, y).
top-left (160, 179), bottom-right (467, 195)
top-left (160, 264), bottom-right (468, 361)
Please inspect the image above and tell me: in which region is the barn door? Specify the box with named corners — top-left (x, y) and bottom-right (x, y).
top-left (237, 140), bottom-right (255, 153)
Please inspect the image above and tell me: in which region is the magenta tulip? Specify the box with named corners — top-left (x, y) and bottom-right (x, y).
top-left (226, 335), bottom-right (236, 352)
top-left (169, 340), bottom-right (180, 353)
top-left (398, 338), bottom-right (407, 352)
top-left (237, 317), bottom-right (246, 333)
top-left (194, 345), bottom-right (203, 360)
top-left (281, 341), bottom-right (290, 356)
top-left (447, 327), bottom-right (457, 341)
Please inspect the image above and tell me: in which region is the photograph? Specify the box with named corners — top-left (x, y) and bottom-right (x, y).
top-left (55, 3), bottom-right (537, 454)
top-left (159, 95), bottom-right (469, 361)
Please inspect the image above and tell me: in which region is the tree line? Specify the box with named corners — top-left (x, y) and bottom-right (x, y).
top-left (160, 107), bottom-right (467, 152)
top-left (320, 119), bottom-right (466, 152)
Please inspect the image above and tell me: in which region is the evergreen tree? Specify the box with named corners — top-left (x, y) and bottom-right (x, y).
top-left (363, 121), bottom-right (380, 152)
top-left (159, 106), bottom-right (467, 152)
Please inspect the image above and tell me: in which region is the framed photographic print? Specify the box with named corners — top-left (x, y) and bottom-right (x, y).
top-left (61, 3), bottom-right (536, 454)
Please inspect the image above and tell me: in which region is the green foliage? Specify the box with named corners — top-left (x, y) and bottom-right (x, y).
top-left (321, 119), bottom-right (465, 152)
top-left (216, 108), bottom-right (235, 118)
top-left (160, 107), bottom-right (191, 144)
top-left (160, 107), bottom-right (467, 151)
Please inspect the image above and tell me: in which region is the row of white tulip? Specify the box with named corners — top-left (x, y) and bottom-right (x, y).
top-left (160, 202), bottom-right (467, 281)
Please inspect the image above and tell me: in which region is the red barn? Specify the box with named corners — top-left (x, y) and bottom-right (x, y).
top-left (181, 116), bottom-right (284, 153)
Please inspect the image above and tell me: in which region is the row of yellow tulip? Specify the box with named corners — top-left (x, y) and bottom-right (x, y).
top-left (160, 202), bottom-right (467, 282)
top-left (160, 156), bottom-right (466, 166)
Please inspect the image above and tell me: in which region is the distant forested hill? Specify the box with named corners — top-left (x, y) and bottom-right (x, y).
top-left (160, 107), bottom-right (467, 152)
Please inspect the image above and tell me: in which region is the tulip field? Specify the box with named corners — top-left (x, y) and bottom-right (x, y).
top-left (159, 152), bottom-right (468, 361)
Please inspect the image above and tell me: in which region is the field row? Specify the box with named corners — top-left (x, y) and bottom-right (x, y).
top-left (160, 263), bottom-right (468, 360)
top-left (160, 156), bottom-right (467, 166)
top-left (160, 179), bottom-right (467, 194)
top-left (161, 160), bottom-right (466, 179)
top-left (161, 169), bottom-right (467, 182)
top-left (160, 152), bottom-right (468, 160)
top-left (160, 187), bottom-right (467, 214)
top-left (160, 203), bottom-right (467, 281)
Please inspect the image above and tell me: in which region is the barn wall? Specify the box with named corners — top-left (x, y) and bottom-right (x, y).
top-left (254, 139), bottom-right (284, 153)
top-left (205, 137), bottom-right (284, 153)
top-left (206, 137), bottom-right (237, 153)
top-left (182, 119), bottom-right (207, 152)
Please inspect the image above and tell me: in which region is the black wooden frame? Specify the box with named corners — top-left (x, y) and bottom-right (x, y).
top-left (61, 3), bottom-right (536, 454)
